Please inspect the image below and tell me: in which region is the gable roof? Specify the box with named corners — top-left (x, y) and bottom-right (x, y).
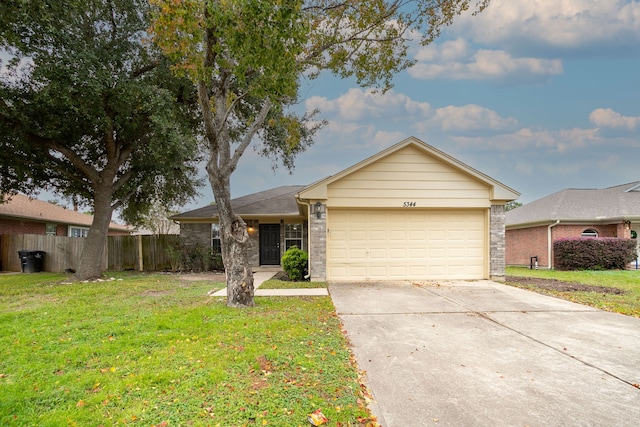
top-left (297, 136), bottom-right (520, 201)
top-left (171, 185), bottom-right (306, 220)
top-left (506, 181), bottom-right (640, 227)
top-left (0, 193), bottom-right (130, 232)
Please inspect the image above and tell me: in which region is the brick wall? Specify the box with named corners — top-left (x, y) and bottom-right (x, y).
top-left (506, 225), bottom-right (549, 267)
top-left (507, 223), bottom-right (628, 269)
top-left (309, 207), bottom-right (326, 281)
top-left (489, 205), bottom-right (506, 281)
top-left (0, 218), bottom-right (47, 235)
top-left (245, 220), bottom-right (259, 266)
top-left (180, 223), bottom-right (211, 248)
top-left (552, 224), bottom-right (618, 239)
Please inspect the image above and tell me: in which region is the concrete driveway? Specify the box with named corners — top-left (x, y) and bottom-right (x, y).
top-left (329, 280), bottom-right (640, 427)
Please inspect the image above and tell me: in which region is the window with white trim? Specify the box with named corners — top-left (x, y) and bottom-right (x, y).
top-left (212, 224), bottom-right (222, 254)
top-left (285, 223), bottom-right (303, 250)
top-left (581, 229), bottom-right (598, 238)
top-left (69, 226), bottom-right (89, 237)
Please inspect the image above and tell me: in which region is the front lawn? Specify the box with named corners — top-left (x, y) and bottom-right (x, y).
top-left (506, 267), bottom-right (640, 317)
top-left (259, 280), bottom-right (327, 290)
top-left (0, 272), bottom-right (376, 426)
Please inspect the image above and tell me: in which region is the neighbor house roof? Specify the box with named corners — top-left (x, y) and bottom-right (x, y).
top-left (0, 193), bottom-right (130, 232)
top-left (506, 181), bottom-right (640, 227)
top-left (171, 185), bottom-right (306, 221)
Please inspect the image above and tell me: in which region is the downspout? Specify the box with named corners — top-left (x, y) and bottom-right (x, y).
top-left (548, 220), bottom-right (560, 269)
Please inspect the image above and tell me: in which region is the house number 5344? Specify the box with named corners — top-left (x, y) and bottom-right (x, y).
top-left (403, 201), bottom-right (417, 207)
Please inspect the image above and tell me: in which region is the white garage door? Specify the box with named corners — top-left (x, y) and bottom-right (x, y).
top-left (327, 209), bottom-right (486, 281)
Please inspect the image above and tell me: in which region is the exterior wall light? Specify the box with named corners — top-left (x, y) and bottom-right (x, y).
top-left (624, 220), bottom-right (631, 230)
top-left (313, 201), bottom-right (325, 219)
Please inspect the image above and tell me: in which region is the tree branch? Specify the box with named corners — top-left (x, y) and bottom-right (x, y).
top-left (228, 99), bottom-right (272, 174)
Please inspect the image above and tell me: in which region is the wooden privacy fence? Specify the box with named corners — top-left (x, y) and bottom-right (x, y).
top-left (0, 234), bottom-right (180, 273)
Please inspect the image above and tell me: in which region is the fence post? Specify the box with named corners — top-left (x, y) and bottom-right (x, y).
top-left (137, 234), bottom-right (144, 271)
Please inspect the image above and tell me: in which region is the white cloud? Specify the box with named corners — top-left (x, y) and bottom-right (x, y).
top-left (422, 105), bottom-right (518, 132)
top-left (409, 39), bottom-right (563, 81)
top-left (454, 0), bottom-right (640, 52)
top-left (589, 108), bottom-right (640, 130)
top-left (370, 130), bottom-right (407, 149)
top-left (306, 88), bottom-right (432, 121)
top-left (452, 127), bottom-right (600, 152)
top-left (307, 88), bottom-right (517, 133)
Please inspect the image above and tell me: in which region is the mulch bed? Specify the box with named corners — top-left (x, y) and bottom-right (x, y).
top-left (506, 276), bottom-right (625, 294)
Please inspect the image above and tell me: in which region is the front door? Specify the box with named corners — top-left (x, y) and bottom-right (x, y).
top-left (260, 224), bottom-right (280, 265)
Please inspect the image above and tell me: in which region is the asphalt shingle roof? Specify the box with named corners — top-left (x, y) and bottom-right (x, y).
top-left (171, 185), bottom-right (306, 220)
top-left (506, 181), bottom-right (640, 226)
top-left (0, 193), bottom-right (129, 231)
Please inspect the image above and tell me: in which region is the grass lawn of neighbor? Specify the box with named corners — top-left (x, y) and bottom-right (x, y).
top-left (506, 266), bottom-right (640, 317)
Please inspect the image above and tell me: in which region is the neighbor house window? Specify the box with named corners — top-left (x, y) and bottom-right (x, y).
top-left (285, 223), bottom-right (303, 250)
top-left (46, 224), bottom-right (56, 236)
top-left (211, 224), bottom-right (222, 254)
top-left (581, 229), bottom-right (598, 238)
top-left (69, 226), bottom-right (89, 237)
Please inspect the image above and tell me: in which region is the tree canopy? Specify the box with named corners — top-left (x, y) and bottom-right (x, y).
top-left (0, 0), bottom-right (203, 279)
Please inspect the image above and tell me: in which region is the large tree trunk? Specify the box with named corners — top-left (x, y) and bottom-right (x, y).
top-left (73, 188), bottom-right (114, 281)
top-left (210, 173), bottom-right (254, 307)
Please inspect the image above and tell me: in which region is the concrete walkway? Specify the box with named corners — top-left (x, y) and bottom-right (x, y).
top-left (329, 280), bottom-right (640, 427)
top-left (209, 271), bottom-right (328, 297)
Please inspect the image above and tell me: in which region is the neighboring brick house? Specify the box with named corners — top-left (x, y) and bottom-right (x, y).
top-left (506, 182), bottom-right (640, 269)
top-left (172, 137), bottom-right (519, 282)
top-left (0, 193), bottom-right (130, 237)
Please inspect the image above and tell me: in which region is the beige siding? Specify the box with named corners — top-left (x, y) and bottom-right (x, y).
top-left (327, 209), bottom-right (487, 281)
top-left (326, 145), bottom-right (490, 208)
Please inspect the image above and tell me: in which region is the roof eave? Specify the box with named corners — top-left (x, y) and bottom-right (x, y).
top-left (507, 217), bottom-right (640, 229)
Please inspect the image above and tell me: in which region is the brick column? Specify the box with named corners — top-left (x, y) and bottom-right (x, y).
top-left (490, 204), bottom-right (506, 282)
top-left (309, 205), bottom-right (327, 281)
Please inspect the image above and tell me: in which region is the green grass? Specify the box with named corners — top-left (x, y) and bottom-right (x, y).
top-left (0, 272), bottom-right (375, 426)
top-left (506, 266), bottom-right (640, 317)
top-left (259, 279), bottom-right (327, 290)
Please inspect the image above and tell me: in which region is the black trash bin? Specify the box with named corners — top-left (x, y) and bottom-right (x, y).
top-left (18, 250), bottom-right (46, 273)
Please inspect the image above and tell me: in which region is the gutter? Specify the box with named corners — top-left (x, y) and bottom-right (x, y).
top-left (547, 220), bottom-right (560, 269)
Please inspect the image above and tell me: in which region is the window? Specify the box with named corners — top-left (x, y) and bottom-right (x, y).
top-left (46, 224), bottom-right (56, 236)
top-left (69, 226), bottom-right (89, 237)
top-left (581, 229), bottom-right (598, 238)
top-left (285, 223), bottom-right (303, 250)
top-left (211, 224), bottom-right (222, 254)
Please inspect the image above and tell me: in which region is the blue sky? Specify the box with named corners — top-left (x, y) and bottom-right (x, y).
top-left (210, 0), bottom-right (640, 212)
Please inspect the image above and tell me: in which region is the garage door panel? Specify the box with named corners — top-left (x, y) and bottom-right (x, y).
top-left (369, 248), bottom-right (387, 260)
top-left (370, 230), bottom-right (386, 240)
top-left (349, 230), bottom-right (367, 240)
top-left (408, 265), bottom-right (427, 276)
top-left (350, 248), bottom-right (367, 259)
top-left (389, 248), bottom-right (406, 258)
top-left (328, 209), bottom-right (485, 281)
top-left (409, 230), bottom-right (426, 240)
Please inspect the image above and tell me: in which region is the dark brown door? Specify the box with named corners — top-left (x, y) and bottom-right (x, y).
top-left (260, 224), bottom-right (280, 265)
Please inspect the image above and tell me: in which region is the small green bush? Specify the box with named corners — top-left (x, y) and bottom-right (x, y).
top-left (282, 246), bottom-right (308, 280)
top-left (554, 237), bottom-right (637, 270)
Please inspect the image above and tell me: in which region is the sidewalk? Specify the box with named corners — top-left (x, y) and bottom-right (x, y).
top-left (209, 271), bottom-right (328, 297)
